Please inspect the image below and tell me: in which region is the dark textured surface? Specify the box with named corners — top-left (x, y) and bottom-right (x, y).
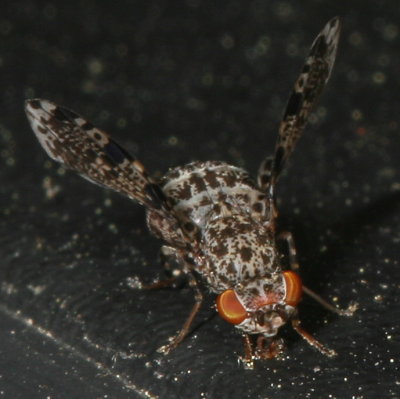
top-left (1, 1), bottom-right (400, 398)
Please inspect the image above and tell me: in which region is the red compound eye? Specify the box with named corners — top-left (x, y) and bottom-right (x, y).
top-left (216, 289), bottom-right (247, 325)
top-left (283, 270), bottom-right (302, 307)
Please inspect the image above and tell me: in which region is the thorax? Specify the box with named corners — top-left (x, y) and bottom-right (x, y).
top-left (160, 161), bottom-right (270, 231)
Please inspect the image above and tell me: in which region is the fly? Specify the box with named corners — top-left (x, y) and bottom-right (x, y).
top-left (25, 17), bottom-right (357, 369)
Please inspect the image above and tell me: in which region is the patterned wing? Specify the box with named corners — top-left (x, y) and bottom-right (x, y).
top-left (25, 99), bottom-right (167, 210)
top-left (258, 17), bottom-right (341, 192)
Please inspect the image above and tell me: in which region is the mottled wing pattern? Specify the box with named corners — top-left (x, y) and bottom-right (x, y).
top-left (25, 99), bottom-right (167, 210)
top-left (258, 17), bottom-right (341, 192)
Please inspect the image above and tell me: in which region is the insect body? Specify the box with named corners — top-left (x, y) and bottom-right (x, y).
top-left (25, 17), bottom-right (356, 368)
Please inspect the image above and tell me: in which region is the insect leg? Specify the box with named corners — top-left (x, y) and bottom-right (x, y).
top-left (302, 286), bottom-right (358, 317)
top-left (240, 334), bottom-right (285, 369)
top-left (278, 231), bottom-right (300, 271)
top-left (279, 231), bottom-right (358, 316)
top-left (131, 276), bottom-right (178, 290)
top-left (255, 335), bottom-right (285, 360)
top-left (291, 315), bottom-right (337, 357)
top-left (157, 271), bottom-right (204, 354)
top-left (240, 334), bottom-right (255, 369)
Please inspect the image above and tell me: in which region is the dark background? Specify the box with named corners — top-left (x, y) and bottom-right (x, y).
top-left (1, 1), bottom-right (399, 398)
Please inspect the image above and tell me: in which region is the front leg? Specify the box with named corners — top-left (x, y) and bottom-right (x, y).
top-left (291, 315), bottom-right (337, 357)
top-left (240, 334), bottom-right (285, 369)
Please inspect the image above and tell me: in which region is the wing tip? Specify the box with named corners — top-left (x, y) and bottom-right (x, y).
top-left (324, 16), bottom-right (341, 47)
top-left (25, 98), bottom-right (58, 120)
top-left (310, 17), bottom-right (342, 81)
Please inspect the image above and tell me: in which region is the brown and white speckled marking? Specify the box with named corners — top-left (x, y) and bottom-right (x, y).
top-left (25, 17), bottom-right (357, 369)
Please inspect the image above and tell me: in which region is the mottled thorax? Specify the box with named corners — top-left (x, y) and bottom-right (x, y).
top-left (200, 213), bottom-right (279, 292)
